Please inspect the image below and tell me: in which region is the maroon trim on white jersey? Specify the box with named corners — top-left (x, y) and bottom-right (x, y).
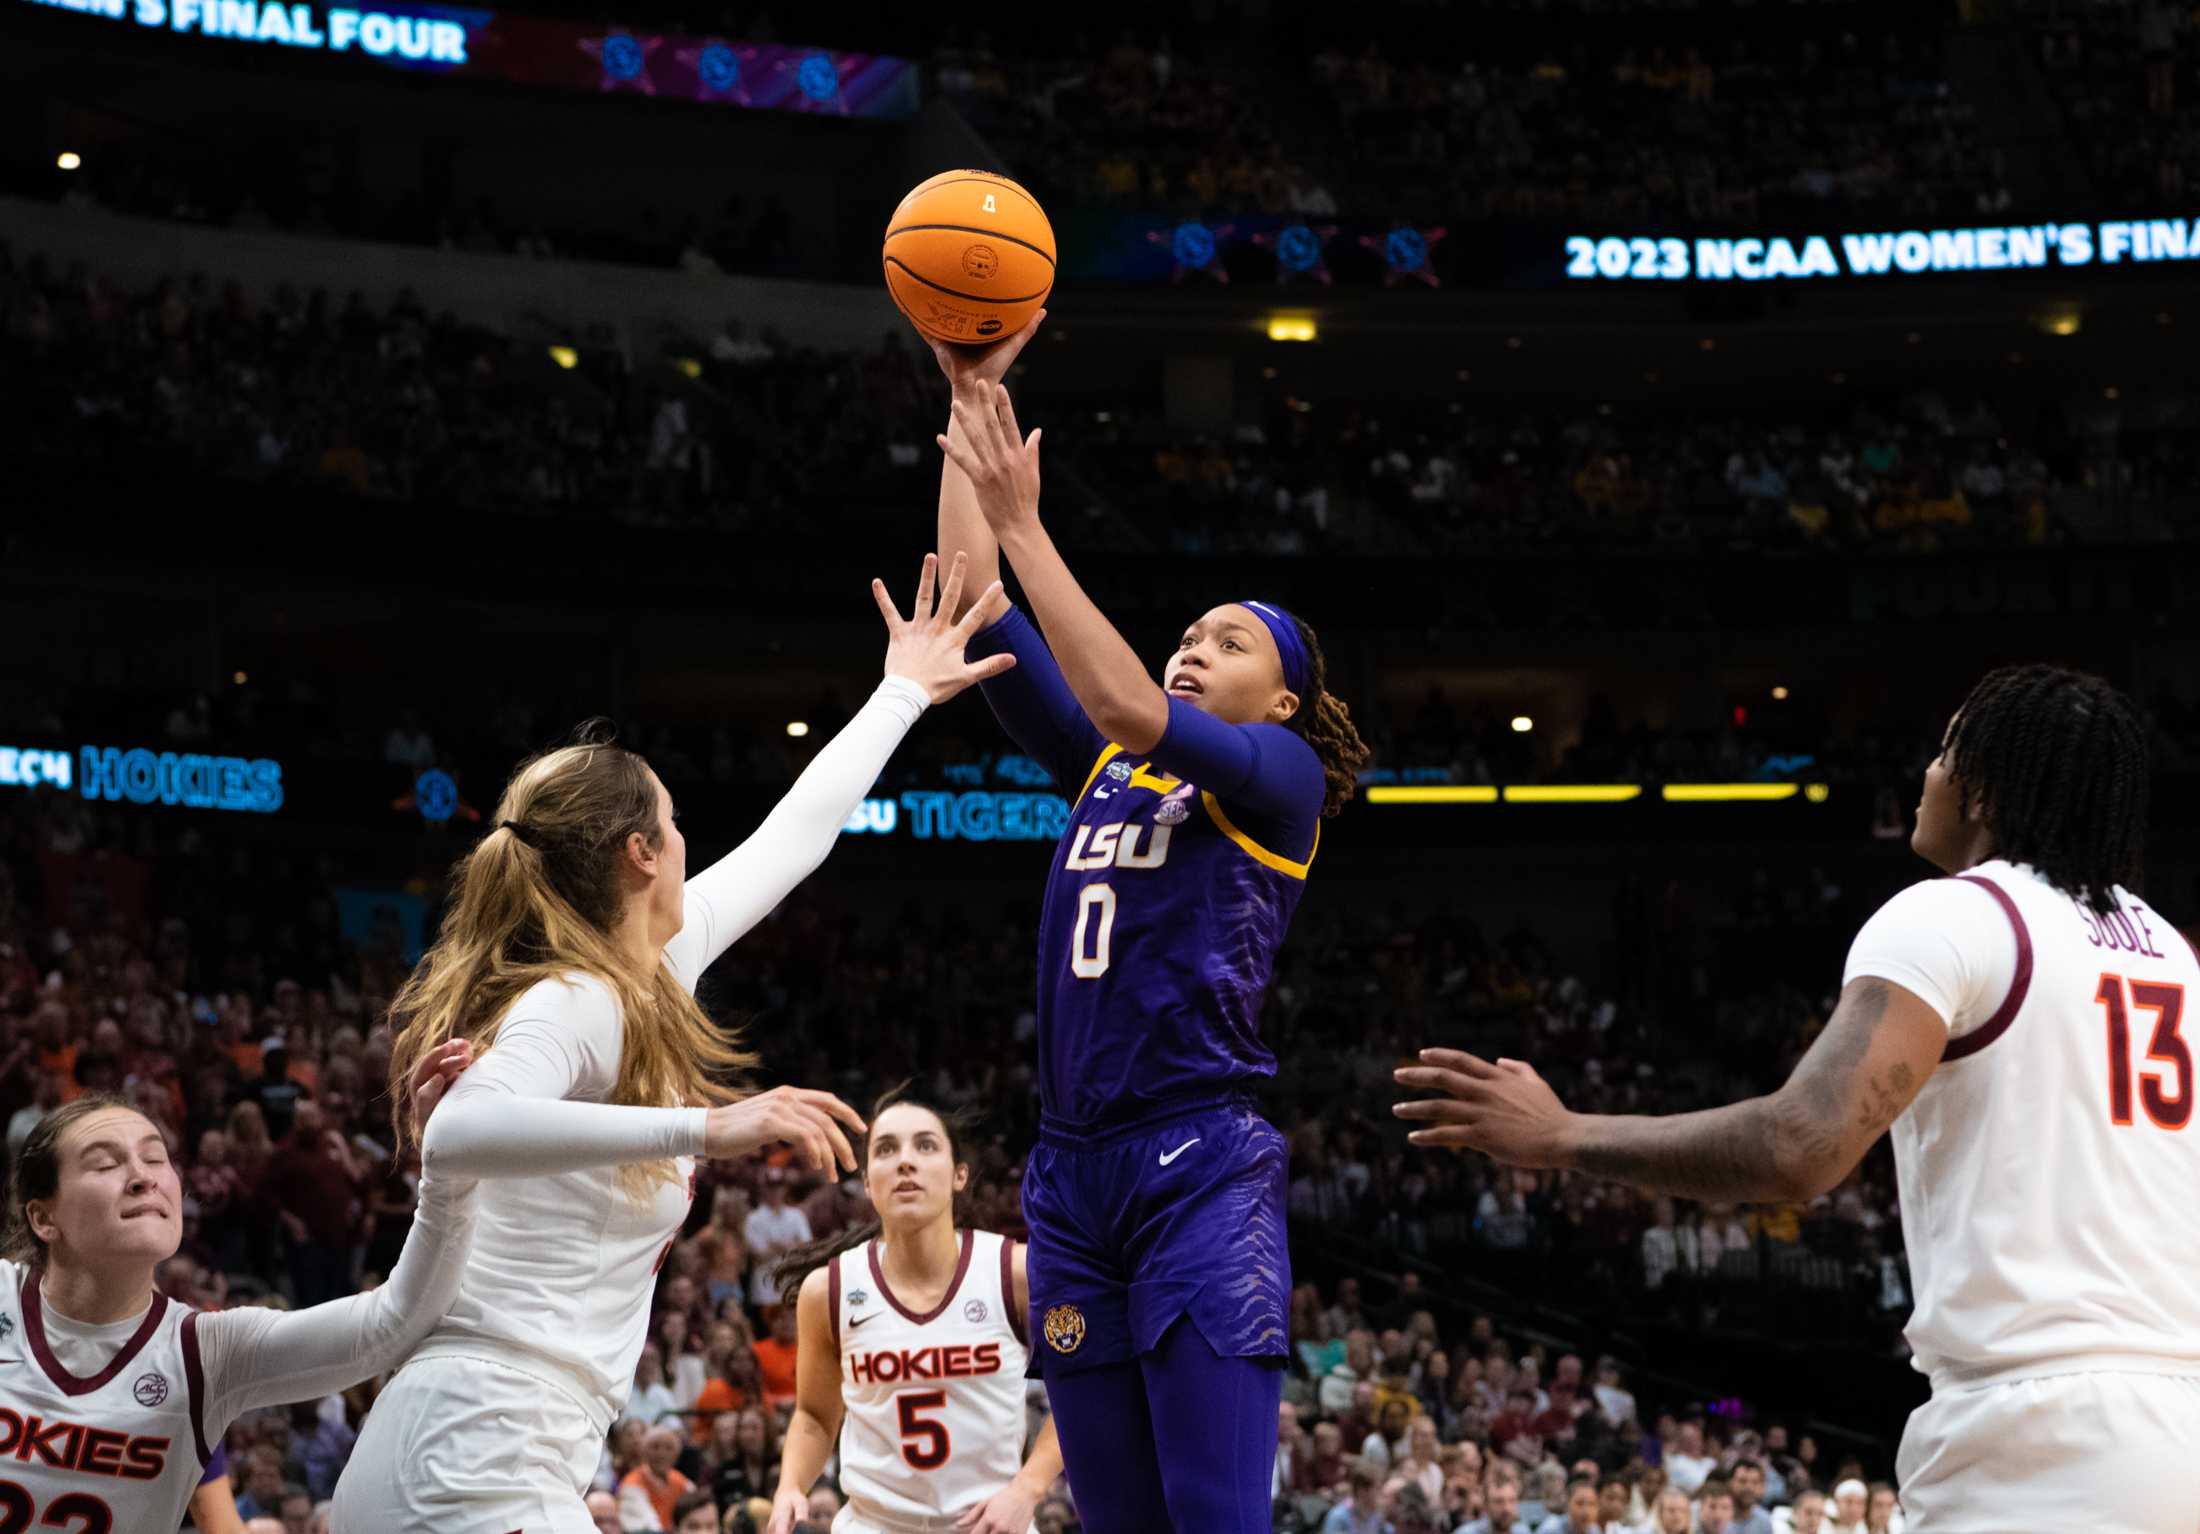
top-left (828, 1249), bottom-right (842, 1352)
top-left (868, 1228), bottom-right (975, 1328)
top-left (20, 1270), bottom-right (170, 1398)
top-left (1944, 874), bottom-right (2035, 1061)
top-left (1000, 1238), bottom-right (1027, 1348)
top-left (180, 1310), bottom-right (211, 1467)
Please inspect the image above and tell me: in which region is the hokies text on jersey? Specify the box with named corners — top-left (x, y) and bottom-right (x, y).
top-left (0, 1411), bottom-right (171, 1479)
top-left (846, 1342), bottom-right (1004, 1387)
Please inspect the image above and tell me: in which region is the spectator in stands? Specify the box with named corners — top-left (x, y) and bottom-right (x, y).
top-left (694, 1187), bottom-right (750, 1309)
top-left (268, 1101), bottom-right (366, 1307)
top-left (1864, 1483), bottom-right (1901, 1534)
top-left (750, 1302), bottom-right (800, 1412)
top-left (1522, 1464), bottom-right (1568, 1528)
top-left (1776, 1489), bottom-right (1828, 1534)
top-left (584, 1489), bottom-right (622, 1534)
top-left (1729, 1458), bottom-right (1774, 1534)
top-left (1277, 1400), bottom-right (1312, 1498)
top-left (1390, 1414), bottom-right (1443, 1506)
top-left (1826, 1479), bottom-right (1868, 1533)
top-left (1320, 1461), bottom-right (1393, 1534)
top-left (708, 1408), bottom-right (779, 1509)
top-left (1663, 1420), bottom-right (1718, 1494)
top-left (1536, 1475), bottom-right (1601, 1534)
top-left (1592, 1357), bottom-right (1637, 1431)
top-left (1596, 1476), bottom-right (1631, 1532)
top-left (671, 1488), bottom-right (719, 1533)
top-left (626, 1342), bottom-right (681, 1429)
top-left (621, 1425), bottom-right (696, 1532)
top-left (1695, 1478), bottom-right (1737, 1534)
top-left (742, 1168), bottom-right (810, 1315)
top-left (1651, 1488), bottom-right (1694, 1533)
top-left (1305, 1420), bottom-right (1351, 1495)
top-left (1459, 1461), bottom-right (1530, 1533)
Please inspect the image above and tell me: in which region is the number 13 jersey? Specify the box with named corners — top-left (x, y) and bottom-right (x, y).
top-left (832, 1230), bottom-right (1029, 1525)
top-left (1844, 858), bottom-right (2200, 1389)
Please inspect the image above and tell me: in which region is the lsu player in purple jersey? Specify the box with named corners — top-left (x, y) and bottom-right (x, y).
top-left (930, 317), bottom-right (1370, 1534)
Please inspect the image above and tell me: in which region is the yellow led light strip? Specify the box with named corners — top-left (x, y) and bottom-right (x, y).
top-left (1663, 783), bottom-right (1800, 802)
top-left (1364, 786), bottom-right (1501, 804)
top-left (1503, 785), bottom-right (1641, 804)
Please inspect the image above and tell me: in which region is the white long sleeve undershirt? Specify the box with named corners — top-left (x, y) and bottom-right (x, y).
top-left (421, 675), bottom-right (927, 1182)
top-left (405, 676), bottom-right (928, 1418)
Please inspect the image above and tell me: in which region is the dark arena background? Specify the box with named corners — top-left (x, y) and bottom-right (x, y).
top-left (5, 0), bottom-right (2200, 1530)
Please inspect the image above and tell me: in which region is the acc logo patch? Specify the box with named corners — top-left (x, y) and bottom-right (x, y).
top-left (133, 1372), bottom-right (169, 1407)
top-left (963, 1298), bottom-right (988, 1324)
top-left (1042, 1304), bottom-right (1086, 1355)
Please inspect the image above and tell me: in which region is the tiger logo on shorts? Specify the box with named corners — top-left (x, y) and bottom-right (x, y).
top-left (1042, 1304), bottom-right (1085, 1355)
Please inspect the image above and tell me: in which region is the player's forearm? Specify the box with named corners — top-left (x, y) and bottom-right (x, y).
top-left (1557, 1093), bottom-right (1824, 1202)
top-left (938, 408), bottom-right (1007, 627)
top-left (1014, 1413), bottom-right (1064, 1497)
top-left (422, 1089), bottom-right (706, 1179)
top-left (207, 1171), bottom-right (475, 1419)
top-left (773, 1409), bottom-right (837, 1497)
top-left (995, 521), bottom-right (1168, 750)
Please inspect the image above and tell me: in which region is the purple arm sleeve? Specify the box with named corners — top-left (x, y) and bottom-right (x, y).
top-left (965, 605), bottom-right (1111, 793)
top-left (1148, 699), bottom-right (1324, 848)
top-left (201, 1442), bottom-right (228, 1484)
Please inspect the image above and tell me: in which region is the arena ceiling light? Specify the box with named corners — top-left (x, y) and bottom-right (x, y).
top-left (1265, 314), bottom-right (1317, 343)
top-left (1510, 716), bottom-right (1533, 733)
top-left (785, 721), bottom-right (810, 738)
top-left (56, 152), bottom-right (81, 171)
top-left (546, 345), bottom-right (579, 370)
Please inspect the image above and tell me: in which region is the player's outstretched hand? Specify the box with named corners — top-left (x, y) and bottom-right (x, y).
top-left (937, 385), bottom-right (1042, 540)
top-left (875, 550), bottom-right (1018, 705)
top-left (764, 1487), bottom-right (810, 1534)
top-left (927, 308), bottom-right (1045, 398)
top-left (1392, 1048), bottom-right (1576, 1168)
top-left (408, 1038), bottom-right (474, 1136)
top-left (705, 1084), bottom-right (869, 1174)
top-left (957, 1481), bottom-right (1042, 1534)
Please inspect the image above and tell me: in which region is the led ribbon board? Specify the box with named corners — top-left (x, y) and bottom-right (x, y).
top-left (1564, 220), bottom-right (2200, 282)
top-left (0, 743), bottom-right (283, 813)
top-left (18, 0), bottom-right (920, 116)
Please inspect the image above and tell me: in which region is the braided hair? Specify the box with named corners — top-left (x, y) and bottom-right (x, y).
top-left (1943, 664), bottom-right (2149, 914)
top-left (1280, 615), bottom-right (1372, 819)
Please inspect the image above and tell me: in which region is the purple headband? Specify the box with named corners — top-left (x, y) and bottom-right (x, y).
top-left (1238, 601), bottom-right (1312, 700)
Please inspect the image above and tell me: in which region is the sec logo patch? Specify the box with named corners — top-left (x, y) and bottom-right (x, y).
top-left (1042, 1304), bottom-right (1086, 1355)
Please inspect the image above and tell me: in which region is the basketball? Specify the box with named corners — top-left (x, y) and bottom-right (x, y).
top-left (882, 169), bottom-right (1055, 346)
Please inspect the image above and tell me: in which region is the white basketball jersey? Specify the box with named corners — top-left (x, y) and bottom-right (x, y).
top-left (1890, 862), bottom-right (2200, 1387)
top-left (832, 1230), bottom-right (1029, 1525)
top-left (0, 1261), bottom-right (209, 1534)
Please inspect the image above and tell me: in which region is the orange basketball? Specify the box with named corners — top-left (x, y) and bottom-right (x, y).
top-left (883, 170), bottom-right (1055, 346)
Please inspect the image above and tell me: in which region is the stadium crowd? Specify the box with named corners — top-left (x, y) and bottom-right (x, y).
top-left (7, 244), bottom-right (2194, 563)
top-left (0, 723), bottom-right (1928, 1532)
top-left (940, 20), bottom-right (2004, 229)
top-left (2030, 0), bottom-right (2199, 209)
